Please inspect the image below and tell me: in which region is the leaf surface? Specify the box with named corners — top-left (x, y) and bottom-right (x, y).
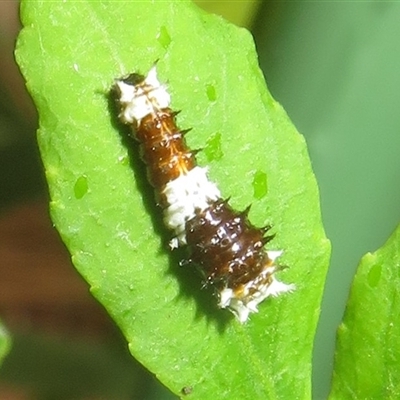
top-left (0, 319), bottom-right (11, 368)
top-left (15, 1), bottom-right (330, 398)
top-left (330, 224), bottom-right (400, 399)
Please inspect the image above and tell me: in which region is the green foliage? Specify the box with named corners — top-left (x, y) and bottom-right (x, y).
top-left (0, 320), bottom-right (11, 368)
top-left (330, 224), bottom-right (400, 399)
top-left (15, 0), bottom-right (329, 398)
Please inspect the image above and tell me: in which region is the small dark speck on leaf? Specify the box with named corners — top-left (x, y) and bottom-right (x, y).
top-left (181, 386), bottom-right (193, 395)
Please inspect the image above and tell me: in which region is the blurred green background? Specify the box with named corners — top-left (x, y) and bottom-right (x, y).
top-left (1, 1), bottom-right (399, 399)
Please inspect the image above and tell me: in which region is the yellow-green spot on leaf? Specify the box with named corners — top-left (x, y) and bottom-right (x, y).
top-left (367, 263), bottom-right (382, 287)
top-left (252, 170), bottom-right (268, 199)
top-left (118, 154), bottom-right (129, 166)
top-left (74, 175), bottom-right (88, 199)
top-left (204, 132), bottom-right (223, 162)
top-left (206, 83), bottom-right (217, 101)
top-left (157, 25), bottom-right (171, 49)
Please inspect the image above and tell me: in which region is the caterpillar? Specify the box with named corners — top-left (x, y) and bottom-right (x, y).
top-left (113, 66), bottom-right (293, 323)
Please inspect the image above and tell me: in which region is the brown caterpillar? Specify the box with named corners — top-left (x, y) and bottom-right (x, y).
top-left (113, 66), bottom-right (293, 322)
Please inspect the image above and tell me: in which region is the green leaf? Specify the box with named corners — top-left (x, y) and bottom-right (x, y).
top-left (15, 1), bottom-right (330, 398)
top-left (330, 224), bottom-right (400, 399)
top-left (0, 319), bottom-right (11, 368)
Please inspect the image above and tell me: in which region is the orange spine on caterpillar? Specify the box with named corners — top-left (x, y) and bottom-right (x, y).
top-left (113, 66), bottom-right (293, 322)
